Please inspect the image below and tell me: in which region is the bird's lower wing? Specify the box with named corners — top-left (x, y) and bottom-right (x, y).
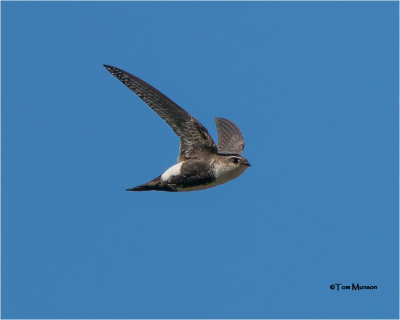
top-left (104, 65), bottom-right (217, 161)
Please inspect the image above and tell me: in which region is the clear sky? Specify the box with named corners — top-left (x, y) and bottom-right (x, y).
top-left (2, 1), bottom-right (398, 319)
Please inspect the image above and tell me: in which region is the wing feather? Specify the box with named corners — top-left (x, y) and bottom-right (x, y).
top-left (214, 117), bottom-right (245, 155)
top-left (104, 65), bottom-right (217, 161)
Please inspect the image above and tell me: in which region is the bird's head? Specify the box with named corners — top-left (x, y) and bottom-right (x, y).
top-left (214, 154), bottom-right (251, 180)
top-left (223, 155), bottom-right (251, 168)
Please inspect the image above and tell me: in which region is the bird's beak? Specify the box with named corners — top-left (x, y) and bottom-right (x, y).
top-left (243, 160), bottom-right (251, 167)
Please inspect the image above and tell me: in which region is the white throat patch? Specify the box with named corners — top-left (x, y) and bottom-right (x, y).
top-left (212, 162), bottom-right (247, 185)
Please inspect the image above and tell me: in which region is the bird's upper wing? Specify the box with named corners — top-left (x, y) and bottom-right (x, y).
top-left (104, 65), bottom-right (218, 162)
top-left (214, 117), bottom-right (245, 155)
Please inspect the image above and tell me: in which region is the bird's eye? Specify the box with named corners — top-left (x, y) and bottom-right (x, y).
top-left (231, 158), bottom-right (240, 164)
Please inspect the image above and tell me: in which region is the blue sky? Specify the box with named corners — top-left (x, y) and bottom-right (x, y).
top-left (2, 1), bottom-right (398, 319)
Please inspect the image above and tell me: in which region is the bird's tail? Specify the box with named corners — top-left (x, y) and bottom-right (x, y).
top-left (126, 185), bottom-right (154, 191)
top-left (126, 176), bottom-right (176, 192)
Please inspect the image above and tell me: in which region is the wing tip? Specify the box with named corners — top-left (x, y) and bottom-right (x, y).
top-left (103, 64), bottom-right (115, 72)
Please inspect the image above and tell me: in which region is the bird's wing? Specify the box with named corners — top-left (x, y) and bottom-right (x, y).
top-left (104, 65), bottom-right (218, 162)
top-left (214, 117), bottom-right (245, 155)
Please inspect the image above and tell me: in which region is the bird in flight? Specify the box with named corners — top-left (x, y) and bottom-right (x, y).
top-left (104, 65), bottom-right (250, 192)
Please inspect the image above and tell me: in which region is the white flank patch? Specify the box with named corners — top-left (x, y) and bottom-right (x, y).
top-left (161, 162), bottom-right (183, 181)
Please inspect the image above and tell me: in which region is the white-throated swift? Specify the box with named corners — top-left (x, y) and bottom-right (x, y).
top-left (104, 65), bottom-right (250, 192)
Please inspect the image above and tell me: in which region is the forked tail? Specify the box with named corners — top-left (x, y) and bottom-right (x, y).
top-left (126, 176), bottom-right (176, 192)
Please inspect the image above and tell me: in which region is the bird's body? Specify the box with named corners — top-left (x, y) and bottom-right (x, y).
top-left (133, 156), bottom-right (249, 192)
top-left (104, 65), bottom-right (250, 192)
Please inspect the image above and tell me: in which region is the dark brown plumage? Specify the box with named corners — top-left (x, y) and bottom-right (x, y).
top-left (104, 65), bottom-right (218, 162)
top-left (103, 65), bottom-right (250, 192)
